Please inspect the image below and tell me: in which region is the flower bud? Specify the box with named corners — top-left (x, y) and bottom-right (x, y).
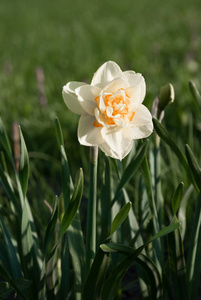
top-left (158, 83), bottom-right (175, 112)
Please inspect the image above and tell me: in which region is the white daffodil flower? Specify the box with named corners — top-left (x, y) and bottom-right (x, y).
top-left (62, 61), bottom-right (153, 160)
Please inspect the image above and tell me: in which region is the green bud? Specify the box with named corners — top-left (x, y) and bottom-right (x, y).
top-left (158, 83), bottom-right (175, 112)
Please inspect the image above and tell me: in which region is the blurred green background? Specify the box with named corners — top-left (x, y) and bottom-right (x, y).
top-left (0, 0), bottom-right (200, 209)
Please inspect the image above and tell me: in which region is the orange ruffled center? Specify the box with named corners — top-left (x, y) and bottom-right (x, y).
top-left (93, 88), bottom-right (135, 128)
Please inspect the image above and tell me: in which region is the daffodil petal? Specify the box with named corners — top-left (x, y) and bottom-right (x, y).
top-left (123, 105), bottom-right (153, 139)
top-left (103, 77), bottom-right (129, 93)
top-left (131, 104), bottom-right (153, 126)
top-left (76, 85), bottom-right (101, 116)
top-left (78, 113), bottom-right (104, 146)
top-left (62, 81), bottom-right (86, 115)
top-left (100, 127), bottom-right (133, 160)
top-left (124, 72), bottom-right (146, 104)
top-left (91, 61), bottom-right (123, 88)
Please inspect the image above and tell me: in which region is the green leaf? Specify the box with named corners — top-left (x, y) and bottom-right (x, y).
top-left (61, 145), bottom-right (72, 208)
top-left (172, 182), bottom-right (184, 216)
top-left (55, 116), bottom-right (64, 147)
top-left (0, 165), bottom-right (20, 215)
top-left (59, 168), bottom-right (84, 237)
top-left (82, 246), bottom-right (110, 300)
top-left (114, 139), bottom-right (149, 199)
top-left (186, 193), bottom-right (201, 300)
top-left (21, 199), bottom-right (42, 300)
top-left (153, 119), bottom-right (198, 191)
top-left (178, 184), bottom-right (194, 239)
top-left (136, 253), bottom-right (162, 300)
top-left (185, 144), bottom-right (201, 191)
top-left (0, 281), bottom-right (12, 299)
top-left (0, 218), bottom-right (22, 278)
top-left (122, 189), bottom-right (144, 246)
top-left (0, 151), bottom-right (8, 172)
top-left (56, 119), bottom-right (73, 298)
top-left (100, 243), bottom-right (162, 299)
top-left (100, 156), bottom-right (111, 242)
top-left (167, 220), bottom-right (187, 300)
top-left (101, 222), bottom-right (179, 299)
top-left (102, 222), bottom-right (180, 255)
top-left (44, 196), bottom-right (59, 256)
top-left (141, 156), bottom-right (161, 271)
top-left (66, 213), bottom-right (86, 297)
top-left (110, 202), bottom-right (132, 235)
top-left (101, 245), bottom-right (144, 299)
top-left (55, 117), bottom-right (72, 208)
top-left (19, 127), bottom-right (29, 199)
top-left (149, 222), bottom-right (180, 244)
top-left (0, 117), bottom-right (13, 163)
top-left (0, 264), bottom-right (27, 300)
top-left (189, 81), bottom-right (201, 110)
top-left (153, 119), bottom-right (188, 170)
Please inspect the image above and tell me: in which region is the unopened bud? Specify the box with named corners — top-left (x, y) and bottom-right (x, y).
top-left (158, 83), bottom-right (175, 112)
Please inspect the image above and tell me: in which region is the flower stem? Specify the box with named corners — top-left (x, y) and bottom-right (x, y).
top-left (86, 146), bottom-right (98, 274)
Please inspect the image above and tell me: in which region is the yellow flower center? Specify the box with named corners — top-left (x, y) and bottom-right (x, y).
top-left (93, 88), bottom-right (135, 128)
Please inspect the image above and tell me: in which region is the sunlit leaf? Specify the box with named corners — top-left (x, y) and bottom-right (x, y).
top-left (21, 199), bottom-right (41, 300)
top-left (19, 127), bottom-right (29, 199)
top-left (185, 144), bottom-right (201, 191)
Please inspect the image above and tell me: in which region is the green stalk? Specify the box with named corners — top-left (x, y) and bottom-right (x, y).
top-left (153, 131), bottom-right (164, 225)
top-left (86, 146), bottom-right (98, 274)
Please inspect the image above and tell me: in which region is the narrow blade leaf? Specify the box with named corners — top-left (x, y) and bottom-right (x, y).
top-left (185, 144), bottom-right (201, 191)
top-left (110, 202), bottom-right (132, 235)
top-left (55, 117), bottom-right (64, 147)
top-left (172, 182), bottom-right (184, 216)
top-left (67, 213), bottom-right (86, 297)
top-left (153, 119), bottom-right (198, 191)
top-left (44, 196), bottom-right (59, 255)
top-left (100, 243), bottom-right (162, 299)
top-left (114, 140), bottom-right (149, 199)
top-left (189, 81), bottom-right (201, 110)
top-left (82, 247), bottom-right (110, 300)
top-left (0, 264), bottom-right (27, 300)
top-left (186, 193), bottom-right (201, 300)
top-left (0, 117), bottom-right (13, 163)
top-left (153, 119), bottom-right (188, 171)
top-left (19, 127), bottom-right (29, 199)
top-left (21, 199), bottom-right (41, 299)
top-left (59, 168), bottom-right (83, 237)
top-left (167, 225), bottom-right (187, 300)
top-left (0, 218), bottom-right (22, 278)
